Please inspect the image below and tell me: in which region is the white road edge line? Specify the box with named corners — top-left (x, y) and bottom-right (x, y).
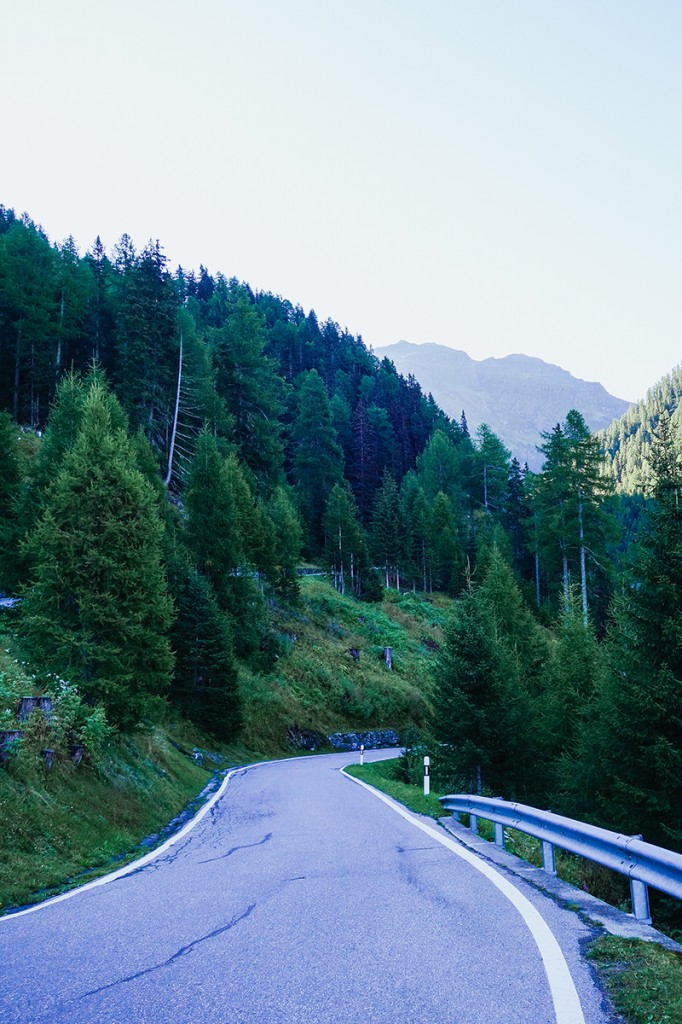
top-left (341, 767), bottom-right (586, 1024)
top-left (0, 761), bottom-right (262, 922)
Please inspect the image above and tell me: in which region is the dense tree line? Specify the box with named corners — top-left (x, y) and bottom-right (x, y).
top-left (0, 207), bottom-right (680, 879)
top-left (600, 364), bottom-right (682, 492)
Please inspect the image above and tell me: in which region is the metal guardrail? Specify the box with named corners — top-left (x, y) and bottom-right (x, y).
top-left (440, 793), bottom-right (682, 924)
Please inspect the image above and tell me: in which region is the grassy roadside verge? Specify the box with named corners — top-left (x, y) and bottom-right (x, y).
top-left (0, 725), bottom-right (264, 915)
top-left (347, 757), bottom-right (682, 1024)
top-left (345, 755), bottom-right (446, 818)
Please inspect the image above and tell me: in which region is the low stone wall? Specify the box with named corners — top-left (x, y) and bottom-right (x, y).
top-left (327, 729), bottom-right (400, 752)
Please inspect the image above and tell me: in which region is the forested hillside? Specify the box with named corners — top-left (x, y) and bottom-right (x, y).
top-left (600, 365), bottom-right (682, 492)
top-left (0, 207), bottom-right (681, 928)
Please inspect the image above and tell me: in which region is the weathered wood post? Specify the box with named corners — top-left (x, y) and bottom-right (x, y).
top-left (17, 697), bottom-right (39, 721)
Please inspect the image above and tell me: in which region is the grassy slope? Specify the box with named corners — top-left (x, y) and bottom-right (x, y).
top-left (238, 577), bottom-right (449, 752)
top-left (0, 577), bottom-right (449, 911)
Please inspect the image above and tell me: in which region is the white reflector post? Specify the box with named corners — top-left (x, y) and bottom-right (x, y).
top-left (424, 756), bottom-right (430, 796)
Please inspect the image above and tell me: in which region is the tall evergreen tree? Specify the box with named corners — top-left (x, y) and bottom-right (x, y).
top-left (268, 486), bottom-right (303, 602)
top-left (167, 552), bottom-right (241, 740)
top-left (290, 369), bottom-right (344, 551)
top-left (211, 291), bottom-right (286, 487)
top-left (565, 414), bottom-right (682, 847)
top-left (0, 411), bottom-right (21, 592)
top-left (184, 429), bottom-right (265, 658)
top-left (370, 471), bottom-right (403, 589)
top-left (20, 382), bottom-right (174, 728)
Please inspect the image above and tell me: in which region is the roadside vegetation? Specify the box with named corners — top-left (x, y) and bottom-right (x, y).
top-left (350, 756), bottom-right (682, 1024)
top-left (0, 580), bottom-right (446, 912)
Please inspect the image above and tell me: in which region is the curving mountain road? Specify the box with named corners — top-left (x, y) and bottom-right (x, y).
top-left (0, 752), bottom-right (612, 1024)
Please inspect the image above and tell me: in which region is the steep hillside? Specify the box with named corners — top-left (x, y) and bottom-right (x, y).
top-left (600, 365), bottom-right (682, 492)
top-left (375, 341), bottom-right (630, 470)
top-left (0, 576), bottom-right (448, 910)
top-left (238, 576), bottom-right (448, 752)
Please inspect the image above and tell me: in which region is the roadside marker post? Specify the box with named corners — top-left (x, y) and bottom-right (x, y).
top-left (423, 756), bottom-right (430, 796)
top-left (360, 744), bottom-right (364, 766)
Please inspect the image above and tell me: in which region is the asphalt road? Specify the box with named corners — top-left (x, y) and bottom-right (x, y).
top-left (0, 751), bottom-right (613, 1024)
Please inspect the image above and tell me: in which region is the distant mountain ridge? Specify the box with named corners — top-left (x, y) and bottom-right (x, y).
top-left (374, 341), bottom-right (631, 470)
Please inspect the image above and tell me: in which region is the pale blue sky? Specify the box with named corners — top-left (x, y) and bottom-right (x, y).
top-left (3, 1), bottom-right (680, 402)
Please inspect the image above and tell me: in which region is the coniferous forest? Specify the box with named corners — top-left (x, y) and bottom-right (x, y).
top-left (1, 207), bottom-right (681, 891)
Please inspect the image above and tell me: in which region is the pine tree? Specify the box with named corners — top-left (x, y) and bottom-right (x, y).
top-left (432, 557), bottom-right (535, 798)
top-left (20, 382), bottom-right (174, 728)
top-left (536, 412), bottom-right (613, 625)
top-left (167, 553), bottom-right (241, 740)
top-left (400, 471), bottom-right (431, 591)
top-left (370, 471), bottom-right (403, 589)
top-left (268, 486), bottom-right (303, 602)
top-left (540, 596), bottom-right (603, 806)
top-left (211, 291), bottom-right (286, 487)
top-left (184, 429), bottom-right (265, 658)
top-left (323, 483), bottom-right (370, 597)
top-left (428, 492), bottom-right (463, 594)
top-left (0, 412), bottom-right (21, 592)
top-left (566, 413), bottom-right (682, 847)
top-left (290, 369), bottom-right (344, 551)
top-left (474, 424), bottom-right (511, 518)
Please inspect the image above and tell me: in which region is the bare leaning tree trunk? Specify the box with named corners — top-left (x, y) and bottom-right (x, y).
top-left (164, 329), bottom-right (183, 488)
top-left (577, 482), bottom-right (588, 625)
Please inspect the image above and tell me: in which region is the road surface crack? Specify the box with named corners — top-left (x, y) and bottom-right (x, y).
top-left (198, 832), bottom-right (272, 865)
top-left (80, 904), bottom-right (257, 998)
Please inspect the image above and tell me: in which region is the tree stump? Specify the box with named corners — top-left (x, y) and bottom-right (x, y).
top-left (17, 696), bottom-right (53, 722)
top-left (16, 697), bottom-right (39, 721)
top-left (348, 648), bottom-right (360, 661)
top-left (37, 696), bottom-right (53, 721)
top-left (41, 749), bottom-right (56, 769)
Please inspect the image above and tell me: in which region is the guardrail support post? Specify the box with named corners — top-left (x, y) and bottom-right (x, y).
top-left (630, 879), bottom-right (652, 924)
top-left (469, 813), bottom-right (478, 835)
top-left (494, 822), bottom-right (505, 849)
top-left (542, 841), bottom-right (556, 875)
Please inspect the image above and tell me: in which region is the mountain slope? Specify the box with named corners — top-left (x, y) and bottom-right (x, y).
top-left (600, 364), bottom-right (682, 492)
top-left (375, 341), bottom-right (630, 470)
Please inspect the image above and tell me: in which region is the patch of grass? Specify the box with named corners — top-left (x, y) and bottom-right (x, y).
top-left (0, 719), bottom-right (272, 915)
top-left (587, 935), bottom-right (682, 1024)
top-left (237, 577), bottom-right (451, 752)
top-left (0, 728), bottom-right (216, 913)
top-left (345, 757), bottom-right (447, 819)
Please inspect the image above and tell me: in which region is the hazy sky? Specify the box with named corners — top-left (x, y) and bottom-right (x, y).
top-left (3, 1), bottom-right (680, 402)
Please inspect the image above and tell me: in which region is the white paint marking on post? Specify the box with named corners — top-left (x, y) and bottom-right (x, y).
top-left (341, 768), bottom-right (586, 1024)
top-left (423, 755), bottom-right (430, 797)
top-left (360, 745), bottom-right (364, 766)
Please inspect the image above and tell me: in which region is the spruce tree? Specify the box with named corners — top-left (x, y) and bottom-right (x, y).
top-left (184, 429), bottom-right (265, 658)
top-left (432, 553), bottom-right (537, 798)
top-left (20, 382), bottom-right (174, 728)
top-left (0, 412), bottom-right (21, 592)
top-left (290, 369), bottom-right (344, 551)
top-left (566, 413), bottom-right (682, 847)
top-left (370, 471), bottom-right (403, 589)
top-left (268, 486), bottom-right (303, 602)
top-left (323, 483), bottom-right (371, 597)
top-left (167, 553), bottom-right (241, 740)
